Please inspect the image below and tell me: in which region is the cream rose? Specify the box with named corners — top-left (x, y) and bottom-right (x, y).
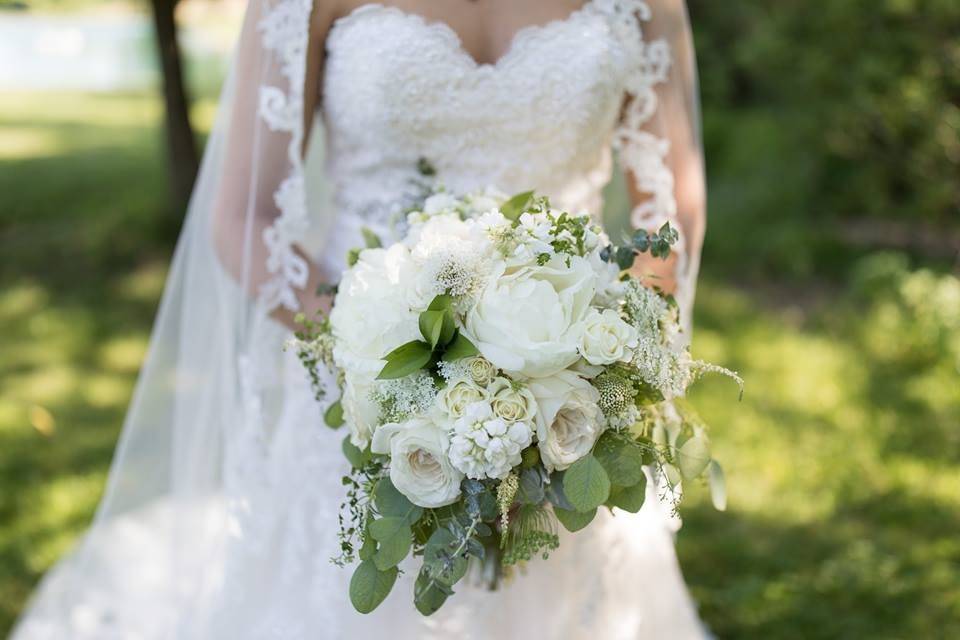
top-left (465, 356), bottom-right (498, 387)
top-left (488, 377), bottom-right (537, 423)
top-left (436, 378), bottom-right (488, 420)
top-left (527, 370), bottom-right (605, 471)
top-left (464, 254), bottom-right (597, 379)
top-left (370, 418), bottom-right (463, 508)
top-left (578, 308), bottom-right (639, 366)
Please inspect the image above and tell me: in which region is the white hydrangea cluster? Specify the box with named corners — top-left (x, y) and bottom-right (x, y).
top-left (449, 401), bottom-right (533, 480)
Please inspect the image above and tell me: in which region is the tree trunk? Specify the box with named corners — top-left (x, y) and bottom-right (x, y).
top-left (150, 0), bottom-right (199, 216)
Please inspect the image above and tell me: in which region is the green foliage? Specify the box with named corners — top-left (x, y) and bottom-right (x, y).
top-left (378, 295), bottom-right (477, 378)
top-left (323, 400), bottom-right (344, 428)
top-left (349, 559), bottom-right (398, 614)
top-left (562, 455), bottom-right (611, 512)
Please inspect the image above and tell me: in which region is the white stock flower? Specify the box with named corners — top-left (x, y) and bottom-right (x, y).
top-left (578, 308), bottom-right (639, 366)
top-left (527, 370), bottom-right (605, 472)
top-left (330, 244), bottom-right (420, 375)
top-left (488, 377), bottom-right (537, 423)
top-left (435, 378), bottom-right (488, 420)
top-left (464, 254), bottom-right (597, 378)
top-left (371, 418), bottom-right (463, 508)
top-left (449, 401), bottom-right (533, 480)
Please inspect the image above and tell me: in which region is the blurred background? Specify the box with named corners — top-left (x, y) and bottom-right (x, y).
top-left (0, 0), bottom-right (957, 637)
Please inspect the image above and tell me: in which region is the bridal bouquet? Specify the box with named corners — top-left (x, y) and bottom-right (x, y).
top-left (291, 187), bottom-right (740, 616)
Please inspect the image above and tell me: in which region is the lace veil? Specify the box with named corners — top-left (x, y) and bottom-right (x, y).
top-left (12, 1), bottom-right (703, 635)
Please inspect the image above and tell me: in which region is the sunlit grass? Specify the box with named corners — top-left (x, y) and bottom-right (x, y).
top-left (1, 90), bottom-right (957, 638)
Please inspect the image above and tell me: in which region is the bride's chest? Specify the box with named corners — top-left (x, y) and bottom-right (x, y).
top-left (321, 5), bottom-right (631, 160)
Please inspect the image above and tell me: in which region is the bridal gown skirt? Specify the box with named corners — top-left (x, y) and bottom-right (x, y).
top-left (14, 342), bottom-right (709, 640)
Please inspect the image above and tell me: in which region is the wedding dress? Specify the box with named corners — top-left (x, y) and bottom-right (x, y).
top-left (12, 1), bottom-right (710, 638)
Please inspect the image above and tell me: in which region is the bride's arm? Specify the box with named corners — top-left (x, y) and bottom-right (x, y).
top-left (211, 0), bottom-right (340, 330)
top-left (619, 0), bottom-right (705, 309)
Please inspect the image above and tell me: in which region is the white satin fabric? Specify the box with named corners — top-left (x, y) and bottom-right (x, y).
top-left (13, 2), bottom-right (709, 638)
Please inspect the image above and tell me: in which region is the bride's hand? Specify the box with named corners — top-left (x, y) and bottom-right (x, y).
top-left (629, 251), bottom-right (678, 295)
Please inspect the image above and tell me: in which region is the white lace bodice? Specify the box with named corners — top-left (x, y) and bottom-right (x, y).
top-left (317, 1), bottom-right (672, 270)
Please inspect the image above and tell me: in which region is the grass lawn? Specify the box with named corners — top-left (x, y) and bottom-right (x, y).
top-left (1, 91), bottom-right (958, 638)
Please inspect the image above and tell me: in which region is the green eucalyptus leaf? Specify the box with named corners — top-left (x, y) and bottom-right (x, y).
top-left (342, 436), bottom-right (371, 468)
top-left (593, 431), bottom-right (645, 487)
top-left (562, 454), bottom-right (611, 512)
top-left (500, 190), bottom-right (535, 222)
top-left (377, 340), bottom-right (433, 379)
top-left (374, 478), bottom-right (423, 522)
top-left (414, 567), bottom-right (450, 616)
top-left (324, 400), bottom-right (345, 428)
top-left (708, 460), bottom-right (727, 511)
top-left (554, 506), bottom-right (596, 532)
top-left (369, 516), bottom-right (413, 570)
top-left (677, 434), bottom-right (711, 480)
top-left (349, 559), bottom-right (397, 614)
top-left (358, 532), bottom-right (377, 561)
top-left (441, 331), bottom-right (479, 362)
top-left (608, 474), bottom-right (647, 513)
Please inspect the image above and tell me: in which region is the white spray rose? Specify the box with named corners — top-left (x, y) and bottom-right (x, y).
top-left (488, 377), bottom-right (538, 424)
top-left (578, 308), bottom-right (639, 366)
top-left (465, 356), bottom-right (498, 387)
top-left (464, 254), bottom-right (597, 379)
top-left (436, 378), bottom-right (488, 420)
top-left (329, 244), bottom-right (420, 375)
top-left (449, 402), bottom-right (533, 480)
top-left (370, 418), bottom-right (463, 508)
top-left (341, 372), bottom-right (380, 448)
top-left (528, 370), bottom-right (605, 472)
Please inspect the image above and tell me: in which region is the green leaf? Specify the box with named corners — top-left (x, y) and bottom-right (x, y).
top-left (423, 529), bottom-right (468, 586)
top-left (419, 309), bottom-right (446, 348)
top-left (593, 431), bottom-right (645, 487)
top-left (500, 190), bottom-right (535, 222)
top-left (361, 226), bottom-right (382, 249)
top-left (677, 434), bottom-right (711, 480)
top-left (358, 532), bottom-right (377, 561)
top-left (708, 460), bottom-right (727, 511)
top-left (369, 516), bottom-right (413, 570)
top-left (414, 567), bottom-right (450, 616)
top-left (349, 558), bottom-right (397, 614)
top-left (608, 474), bottom-right (647, 513)
top-left (324, 400), bottom-right (345, 428)
top-left (346, 248), bottom-right (361, 267)
top-left (554, 506), bottom-right (596, 532)
top-left (441, 331), bottom-right (479, 362)
top-left (562, 454), bottom-right (611, 512)
top-left (439, 310), bottom-right (457, 347)
top-left (374, 478), bottom-right (423, 522)
top-left (342, 436), bottom-right (371, 468)
top-left (377, 340), bottom-right (433, 379)
top-left (427, 294), bottom-right (453, 311)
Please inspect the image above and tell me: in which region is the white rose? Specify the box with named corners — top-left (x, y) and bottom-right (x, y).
top-left (436, 378), bottom-right (488, 419)
top-left (330, 244), bottom-right (420, 375)
top-left (423, 192), bottom-right (459, 215)
top-left (464, 254), bottom-right (597, 378)
top-left (341, 372), bottom-right (381, 448)
top-left (528, 370), bottom-right (605, 471)
top-left (449, 402), bottom-right (533, 480)
top-left (578, 308), bottom-right (639, 366)
top-left (371, 418), bottom-right (463, 508)
top-left (488, 377), bottom-right (538, 423)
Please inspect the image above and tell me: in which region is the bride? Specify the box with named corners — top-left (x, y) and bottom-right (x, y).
top-left (13, 0), bottom-right (709, 638)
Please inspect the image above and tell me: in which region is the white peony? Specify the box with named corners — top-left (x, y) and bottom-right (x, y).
top-left (449, 401), bottom-right (533, 480)
top-left (341, 371), bottom-right (380, 448)
top-left (371, 418), bottom-right (463, 508)
top-left (487, 377), bottom-right (538, 423)
top-left (329, 244), bottom-right (420, 375)
top-left (578, 308), bottom-right (639, 366)
top-left (435, 378), bottom-right (488, 420)
top-left (527, 370), bottom-right (605, 471)
top-left (464, 254), bottom-right (597, 379)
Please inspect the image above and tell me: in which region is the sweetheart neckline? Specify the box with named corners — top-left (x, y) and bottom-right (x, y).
top-left (329, 1), bottom-right (600, 72)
